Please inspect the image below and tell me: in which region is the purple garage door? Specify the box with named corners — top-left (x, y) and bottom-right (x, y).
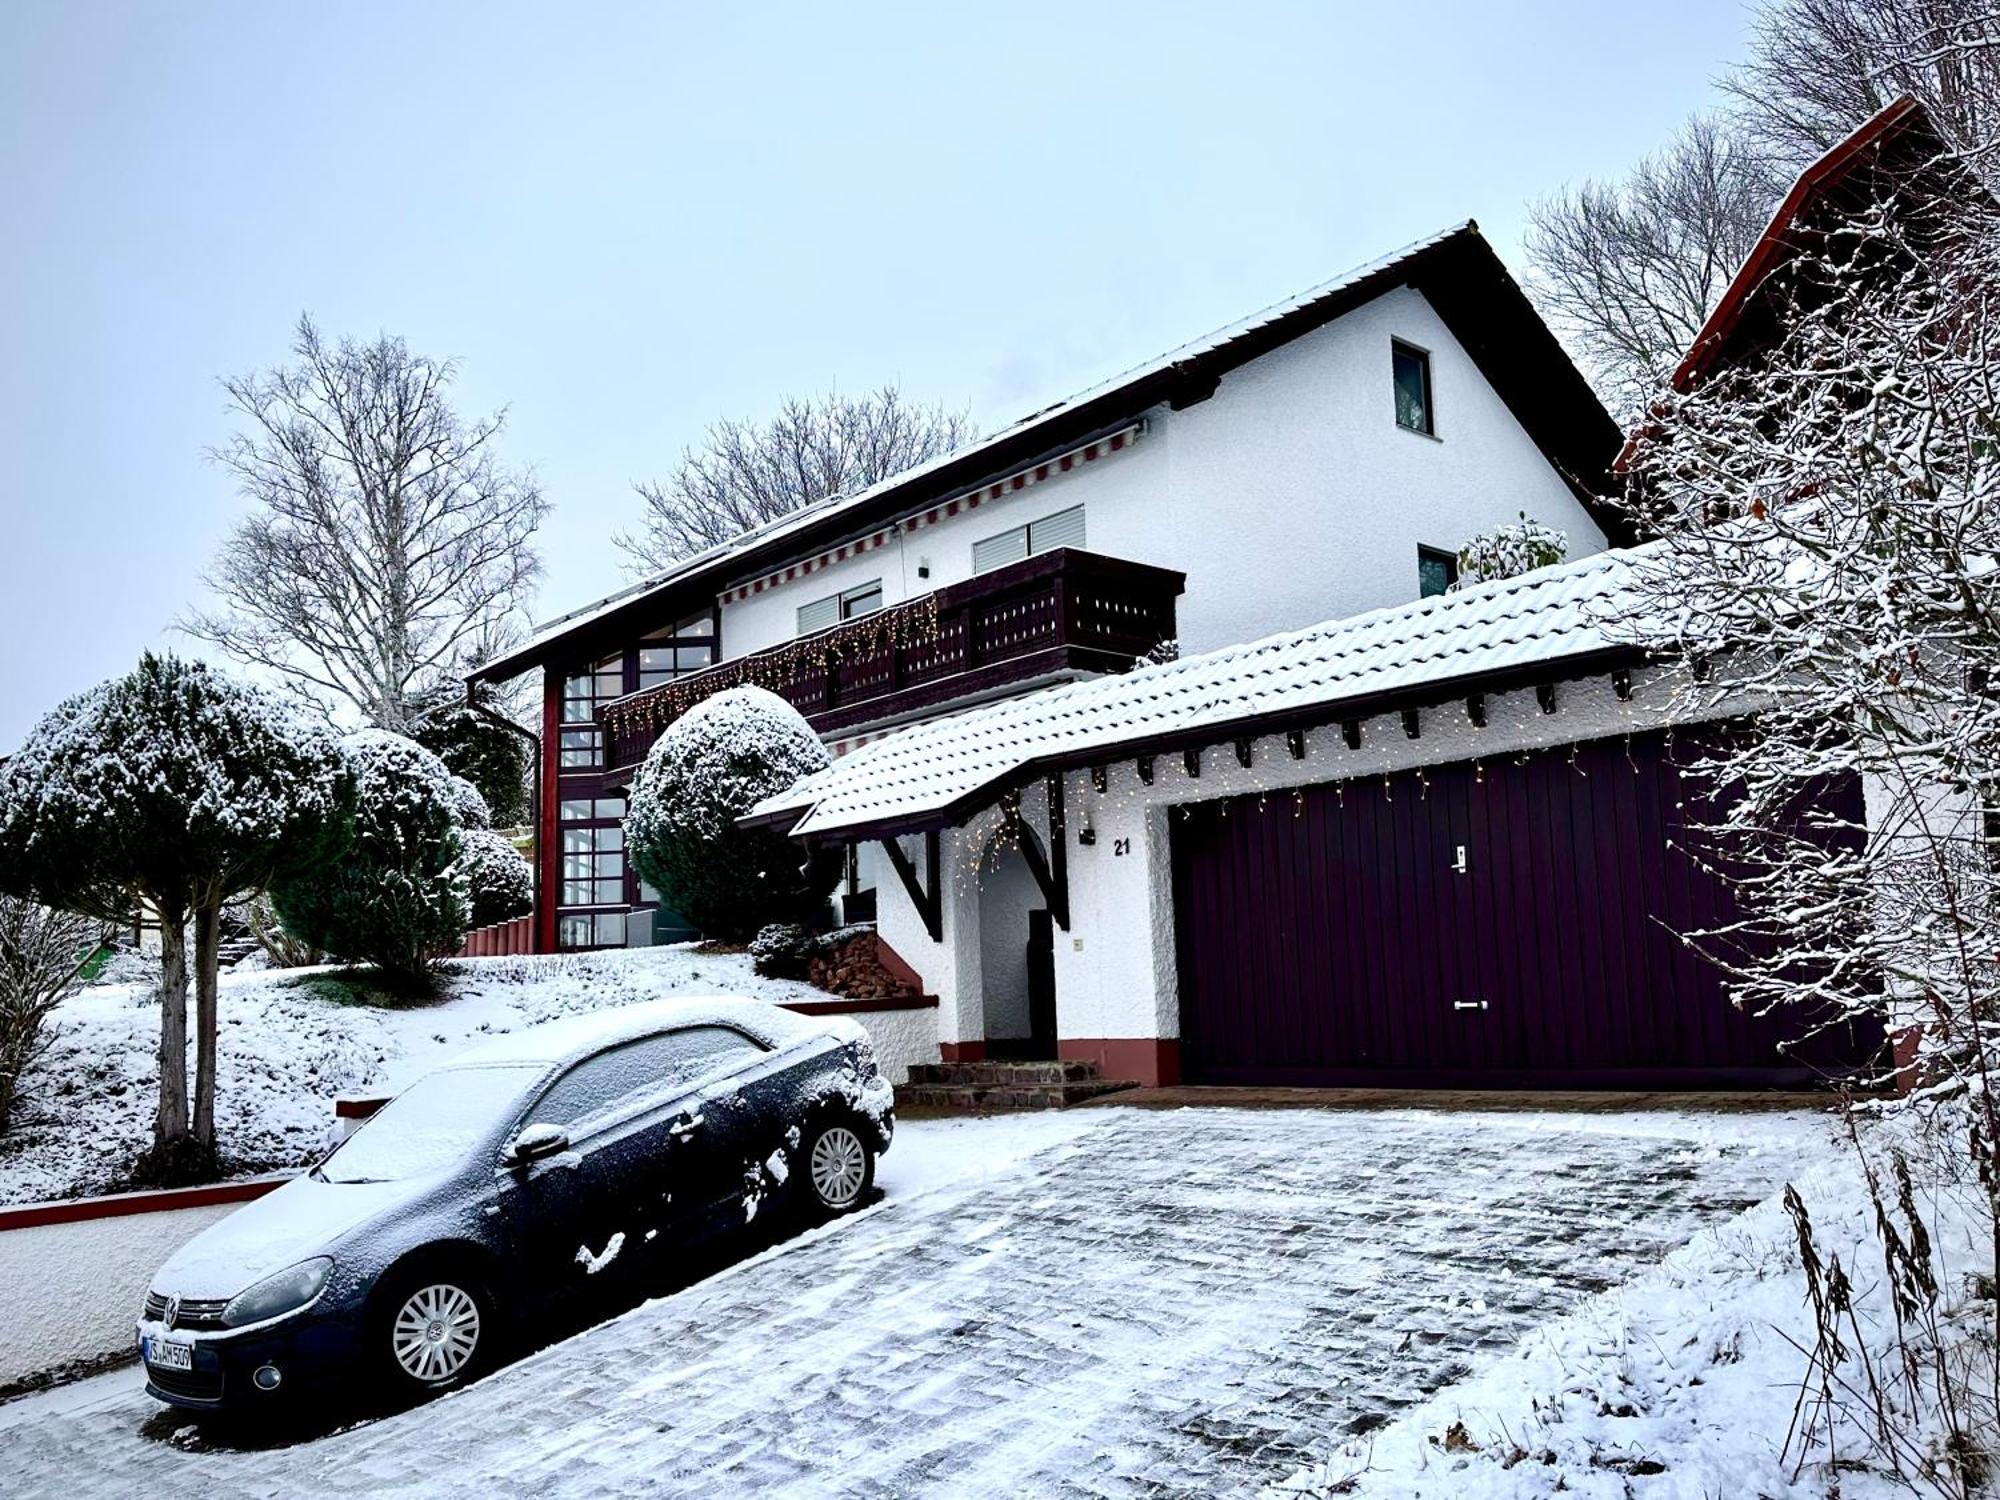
top-left (1169, 728), bottom-right (1880, 1089)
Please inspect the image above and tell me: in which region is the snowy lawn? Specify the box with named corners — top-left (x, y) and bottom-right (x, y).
top-left (0, 1100), bottom-right (1843, 1498)
top-left (0, 946), bottom-right (834, 1207)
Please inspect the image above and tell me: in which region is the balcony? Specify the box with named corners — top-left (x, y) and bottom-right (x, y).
top-left (602, 547), bottom-right (1184, 770)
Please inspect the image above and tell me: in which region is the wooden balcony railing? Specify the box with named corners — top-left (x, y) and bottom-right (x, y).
top-left (601, 547), bottom-right (1184, 770)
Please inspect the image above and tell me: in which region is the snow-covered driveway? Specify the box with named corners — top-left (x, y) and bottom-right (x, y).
top-left (0, 1100), bottom-right (1829, 1498)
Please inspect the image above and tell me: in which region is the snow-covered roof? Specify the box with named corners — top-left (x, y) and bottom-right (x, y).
top-left (441, 997), bottom-right (819, 1071)
top-left (472, 224), bottom-right (1626, 685)
top-left (754, 547), bottom-right (1650, 839)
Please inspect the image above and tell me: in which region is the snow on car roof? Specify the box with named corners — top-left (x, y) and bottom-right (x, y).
top-left (440, 997), bottom-right (817, 1072)
top-left (752, 545), bottom-right (1652, 838)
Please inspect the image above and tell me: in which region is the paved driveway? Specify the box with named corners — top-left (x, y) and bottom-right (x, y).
top-left (0, 1102), bottom-right (1826, 1498)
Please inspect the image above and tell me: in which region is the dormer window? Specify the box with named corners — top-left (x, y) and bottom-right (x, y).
top-left (1392, 340), bottom-right (1435, 436)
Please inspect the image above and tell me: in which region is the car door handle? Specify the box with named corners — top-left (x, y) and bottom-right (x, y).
top-left (1453, 1000), bottom-right (1488, 1011)
top-left (670, 1114), bottom-right (704, 1140)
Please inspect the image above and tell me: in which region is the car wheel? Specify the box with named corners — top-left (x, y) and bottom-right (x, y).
top-left (375, 1269), bottom-right (493, 1395)
top-left (802, 1116), bottom-right (875, 1219)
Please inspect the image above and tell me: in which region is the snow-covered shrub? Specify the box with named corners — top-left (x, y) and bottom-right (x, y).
top-left (271, 730), bottom-right (469, 990)
top-left (0, 897), bottom-right (99, 1133)
top-left (1454, 512), bottom-right (1567, 589)
top-left (412, 696), bottom-right (529, 827)
top-left (0, 652), bottom-right (353, 1175)
top-left (457, 828), bottom-right (533, 927)
top-left (441, 773), bottom-right (492, 831)
top-left (626, 687), bottom-right (837, 942)
top-left (749, 922), bottom-right (817, 980)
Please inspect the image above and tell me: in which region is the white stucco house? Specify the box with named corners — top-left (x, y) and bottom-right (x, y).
top-left (472, 221), bottom-right (1631, 990)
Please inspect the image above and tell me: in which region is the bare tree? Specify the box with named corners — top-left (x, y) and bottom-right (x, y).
top-left (186, 315), bottom-right (549, 733)
top-left (1525, 115), bottom-right (1777, 413)
top-left (1613, 168), bottom-right (1999, 1486)
top-left (0, 897), bottom-right (99, 1134)
top-left (1724, 0), bottom-right (2000, 164)
top-left (617, 386), bottom-right (973, 572)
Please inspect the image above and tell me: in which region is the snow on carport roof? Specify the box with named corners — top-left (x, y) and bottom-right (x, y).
top-left (753, 546), bottom-right (1652, 840)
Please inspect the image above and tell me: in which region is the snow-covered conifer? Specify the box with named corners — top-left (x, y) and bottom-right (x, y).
top-left (626, 687), bottom-right (835, 941)
top-left (0, 653), bottom-right (353, 1173)
top-left (271, 730), bottom-right (469, 989)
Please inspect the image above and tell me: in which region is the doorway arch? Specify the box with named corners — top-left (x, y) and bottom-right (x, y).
top-left (976, 826), bottom-right (1056, 1058)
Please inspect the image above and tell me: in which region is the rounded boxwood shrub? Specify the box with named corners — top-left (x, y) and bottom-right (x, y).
top-left (626, 687), bottom-right (836, 942)
top-left (458, 828), bottom-right (533, 927)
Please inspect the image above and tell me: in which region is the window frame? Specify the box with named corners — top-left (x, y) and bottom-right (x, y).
top-left (970, 504), bottom-right (1086, 576)
top-left (797, 579), bottom-right (884, 636)
top-left (1391, 338), bottom-right (1437, 438)
top-left (1416, 544), bottom-right (1459, 599)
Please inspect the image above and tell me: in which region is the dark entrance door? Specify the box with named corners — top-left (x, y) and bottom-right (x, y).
top-left (1026, 908), bottom-right (1057, 1057)
top-left (1170, 727), bottom-right (1879, 1089)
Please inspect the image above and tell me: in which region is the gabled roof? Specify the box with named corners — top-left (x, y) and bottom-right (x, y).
top-left (1671, 96), bottom-right (1965, 391)
top-left (474, 223), bottom-right (1629, 686)
top-left (752, 547), bottom-right (1649, 842)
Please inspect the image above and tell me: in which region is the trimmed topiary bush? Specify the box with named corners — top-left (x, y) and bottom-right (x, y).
top-left (271, 730), bottom-right (469, 989)
top-left (458, 828), bottom-right (533, 927)
top-left (626, 687), bottom-right (837, 942)
top-left (0, 652), bottom-right (353, 1175)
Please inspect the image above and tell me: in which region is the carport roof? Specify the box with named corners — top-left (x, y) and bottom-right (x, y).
top-left (751, 545), bottom-right (1653, 842)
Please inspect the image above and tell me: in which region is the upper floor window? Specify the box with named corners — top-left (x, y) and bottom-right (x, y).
top-left (971, 504), bottom-right (1086, 575)
top-left (1417, 545), bottom-right (1458, 599)
top-left (797, 580), bottom-right (883, 636)
top-left (1392, 340), bottom-right (1435, 436)
top-left (638, 610), bottom-right (716, 689)
top-left (559, 655), bottom-right (624, 767)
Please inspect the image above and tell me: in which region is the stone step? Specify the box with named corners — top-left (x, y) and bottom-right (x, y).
top-left (895, 1078), bottom-right (1137, 1112)
top-left (903, 1059), bottom-right (1106, 1087)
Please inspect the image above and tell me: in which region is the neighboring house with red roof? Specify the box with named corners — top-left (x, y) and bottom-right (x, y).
top-left (471, 223), bottom-right (1627, 958)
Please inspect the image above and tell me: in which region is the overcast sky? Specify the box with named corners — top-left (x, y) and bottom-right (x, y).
top-left (0, 1), bottom-right (1752, 749)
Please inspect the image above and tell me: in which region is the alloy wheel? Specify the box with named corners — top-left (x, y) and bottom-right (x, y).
top-left (809, 1125), bottom-right (867, 1209)
top-left (391, 1282), bottom-right (482, 1385)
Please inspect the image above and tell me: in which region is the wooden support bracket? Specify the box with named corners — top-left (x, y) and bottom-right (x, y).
top-left (879, 830), bottom-right (943, 944)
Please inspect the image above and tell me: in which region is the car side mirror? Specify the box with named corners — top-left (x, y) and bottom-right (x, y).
top-left (506, 1122), bottom-right (570, 1167)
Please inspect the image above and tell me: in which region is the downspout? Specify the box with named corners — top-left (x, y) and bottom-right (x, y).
top-left (465, 685), bottom-right (543, 916)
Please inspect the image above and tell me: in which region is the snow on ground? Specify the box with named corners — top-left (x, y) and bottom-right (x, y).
top-left (0, 1101), bottom-right (1838, 1498)
top-left (0, 946), bottom-right (833, 1207)
top-left (1273, 1110), bottom-right (1995, 1500)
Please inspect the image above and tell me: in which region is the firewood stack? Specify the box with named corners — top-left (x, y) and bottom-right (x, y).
top-left (807, 932), bottom-right (920, 1003)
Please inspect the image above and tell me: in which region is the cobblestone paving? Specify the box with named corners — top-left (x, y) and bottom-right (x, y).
top-left (0, 1105), bottom-right (1825, 1499)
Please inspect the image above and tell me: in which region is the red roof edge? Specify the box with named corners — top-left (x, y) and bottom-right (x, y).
top-left (1670, 96), bottom-right (1929, 393)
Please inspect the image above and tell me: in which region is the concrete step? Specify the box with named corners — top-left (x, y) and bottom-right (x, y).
top-left (896, 1078), bottom-right (1137, 1112)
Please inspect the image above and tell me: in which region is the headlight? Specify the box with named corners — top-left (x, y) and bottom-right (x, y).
top-left (220, 1257), bottom-right (334, 1328)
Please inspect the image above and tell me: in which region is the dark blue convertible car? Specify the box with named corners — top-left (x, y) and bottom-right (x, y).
top-left (137, 998), bottom-right (895, 1412)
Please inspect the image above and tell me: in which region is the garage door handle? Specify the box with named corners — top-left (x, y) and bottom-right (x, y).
top-left (1453, 1000), bottom-right (1488, 1011)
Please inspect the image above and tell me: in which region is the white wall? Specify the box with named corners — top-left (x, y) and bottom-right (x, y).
top-left (875, 666), bottom-right (1731, 1050)
top-left (715, 285), bottom-right (1608, 665)
top-left (0, 1195), bottom-right (269, 1387)
top-left (836, 1003), bottom-right (939, 1085)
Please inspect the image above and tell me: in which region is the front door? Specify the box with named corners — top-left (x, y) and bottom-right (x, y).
top-left (1026, 909), bottom-right (1057, 1057)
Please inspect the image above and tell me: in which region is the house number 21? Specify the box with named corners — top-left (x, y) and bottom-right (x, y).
top-left (1112, 837), bottom-right (1131, 856)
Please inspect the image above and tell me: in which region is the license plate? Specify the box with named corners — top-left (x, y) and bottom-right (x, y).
top-left (145, 1336), bottom-right (193, 1372)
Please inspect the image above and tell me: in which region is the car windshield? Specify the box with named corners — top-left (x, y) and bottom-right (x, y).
top-left (319, 1065), bottom-right (537, 1184)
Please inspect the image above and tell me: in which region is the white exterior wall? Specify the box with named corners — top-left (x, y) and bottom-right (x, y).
top-left (872, 666), bottom-right (1733, 1054)
top-left (0, 1194), bottom-right (273, 1387)
top-left (715, 286), bottom-right (1608, 664)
